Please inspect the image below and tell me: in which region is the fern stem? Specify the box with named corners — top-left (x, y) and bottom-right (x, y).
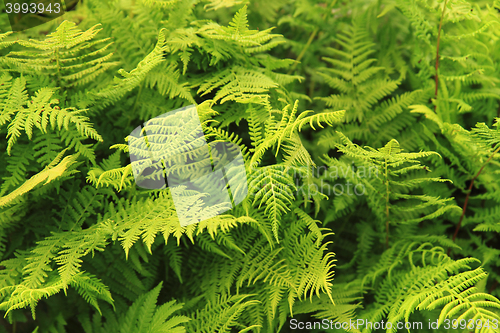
top-left (56, 48), bottom-right (61, 86)
top-left (128, 82), bottom-right (144, 127)
top-left (385, 156), bottom-right (390, 248)
top-left (434, 0), bottom-right (448, 109)
top-left (288, 29), bottom-right (318, 75)
top-left (59, 181), bottom-right (76, 229)
top-left (450, 145), bottom-right (500, 250)
top-left (309, 78), bottom-right (316, 98)
top-left (287, 0), bottom-right (337, 75)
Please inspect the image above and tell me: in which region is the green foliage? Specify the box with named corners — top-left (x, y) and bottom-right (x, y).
top-left (1, 0), bottom-right (500, 332)
top-left (2, 21), bottom-right (118, 88)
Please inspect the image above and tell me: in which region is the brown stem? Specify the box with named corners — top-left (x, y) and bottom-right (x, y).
top-left (448, 145), bottom-right (500, 255)
top-left (434, 0), bottom-right (448, 110)
top-left (489, 281), bottom-right (499, 294)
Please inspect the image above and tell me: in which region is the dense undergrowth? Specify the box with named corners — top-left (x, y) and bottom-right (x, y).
top-left (1, 0), bottom-right (500, 332)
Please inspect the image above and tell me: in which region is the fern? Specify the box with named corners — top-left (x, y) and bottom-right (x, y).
top-left (323, 132), bottom-right (461, 246)
top-left (2, 1), bottom-right (500, 332)
top-left (2, 21), bottom-right (118, 87)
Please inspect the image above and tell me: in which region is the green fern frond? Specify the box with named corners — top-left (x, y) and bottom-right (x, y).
top-left (323, 132), bottom-right (461, 245)
top-left (91, 28), bottom-right (168, 107)
top-left (3, 21), bottom-right (118, 87)
top-left (0, 152), bottom-right (78, 208)
top-left (204, 0), bottom-right (246, 11)
top-left (197, 65), bottom-right (278, 104)
top-left (249, 165), bottom-right (297, 242)
top-left (185, 294), bottom-right (259, 333)
top-left (315, 23), bottom-right (400, 123)
top-left (198, 6), bottom-right (282, 53)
